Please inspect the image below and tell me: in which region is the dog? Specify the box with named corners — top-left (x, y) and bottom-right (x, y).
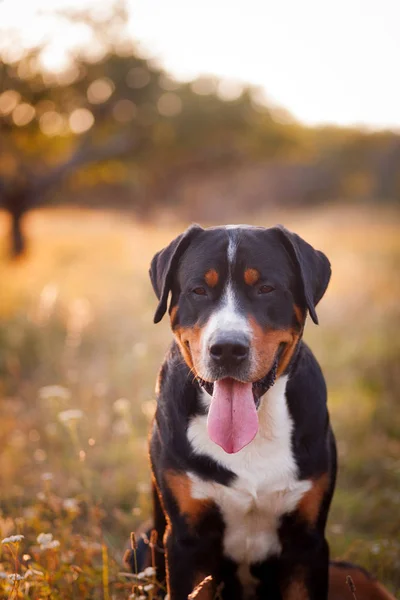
top-left (143, 224), bottom-right (389, 600)
top-left (129, 533), bottom-right (396, 600)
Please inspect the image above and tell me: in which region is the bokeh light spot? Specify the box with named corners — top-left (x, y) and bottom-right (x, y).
top-left (126, 66), bottom-right (150, 89)
top-left (34, 449), bottom-right (47, 463)
top-left (39, 111), bottom-right (65, 136)
top-left (191, 77), bottom-right (217, 96)
top-left (69, 108), bottom-right (94, 134)
top-left (0, 90), bottom-right (21, 115)
top-left (56, 64), bottom-right (80, 86)
top-left (12, 103), bottom-right (35, 126)
top-left (158, 73), bottom-right (179, 91)
top-left (112, 99), bottom-right (137, 123)
top-left (250, 87), bottom-right (270, 111)
top-left (217, 79), bottom-right (244, 102)
top-left (82, 39), bottom-right (107, 64)
top-left (87, 78), bottom-right (114, 104)
top-left (1, 45), bottom-right (25, 65)
top-left (157, 92), bottom-right (182, 117)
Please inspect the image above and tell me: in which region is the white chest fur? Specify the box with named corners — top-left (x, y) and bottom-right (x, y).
top-left (187, 376), bottom-right (311, 565)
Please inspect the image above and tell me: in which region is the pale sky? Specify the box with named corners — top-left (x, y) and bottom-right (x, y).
top-left (0, 0), bottom-right (399, 130)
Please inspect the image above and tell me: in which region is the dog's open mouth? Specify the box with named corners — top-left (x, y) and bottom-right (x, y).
top-left (198, 357), bottom-right (278, 405)
top-left (196, 355), bottom-right (280, 455)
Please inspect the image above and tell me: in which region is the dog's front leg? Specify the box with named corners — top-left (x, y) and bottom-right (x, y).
top-left (279, 533), bottom-right (330, 600)
top-left (164, 525), bottom-right (215, 600)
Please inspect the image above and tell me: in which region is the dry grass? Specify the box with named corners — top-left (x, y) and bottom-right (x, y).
top-left (0, 204), bottom-right (399, 597)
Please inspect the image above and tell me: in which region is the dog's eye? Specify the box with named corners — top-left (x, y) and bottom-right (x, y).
top-left (258, 285), bottom-right (274, 295)
top-left (192, 287), bottom-right (207, 296)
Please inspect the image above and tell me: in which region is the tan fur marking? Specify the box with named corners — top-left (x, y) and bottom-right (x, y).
top-left (244, 268), bottom-right (260, 286)
top-left (165, 470), bottom-right (211, 527)
top-left (173, 323), bottom-right (207, 379)
top-left (204, 269), bottom-right (219, 288)
top-left (248, 316), bottom-right (296, 380)
top-left (277, 331), bottom-right (301, 377)
top-left (155, 367), bottom-right (163, 395)
top-left (298, 473), bottom-right (329, 525)
top-left (293, 303), bottom-right (304, 326)
top-left (169, 305), bottom-right (178, 327)
top-left (284, 577), bottom-right (308, 600)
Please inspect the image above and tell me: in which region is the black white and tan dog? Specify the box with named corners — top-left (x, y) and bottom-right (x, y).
top-left (135, 224), bottom-right (395, 600)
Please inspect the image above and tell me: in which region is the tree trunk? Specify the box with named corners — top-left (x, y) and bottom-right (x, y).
top-left (10, 208), bottom-right (26, 257)
top-left (3, 190), bottom-right (29, 258)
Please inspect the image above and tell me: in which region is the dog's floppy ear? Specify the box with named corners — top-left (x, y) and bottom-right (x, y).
top-left (274, 225), bottom-right (331, 325)
top-left (149, 224), bottom-right (203, 324)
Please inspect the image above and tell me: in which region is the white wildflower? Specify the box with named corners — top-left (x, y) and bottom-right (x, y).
top-left (2, 534), bottom-right (24, 544)
top-left (37, 533), bottom-right (52, 546)
top-left (143, 566), bottom-right (156, 577)
top-left (58, 409), bottom-right (83, 424)
top-left (143, 584), bottom-right (154, 591)
top-left (39, 385), bottom-right (71, 401)
top-left (37, 533), bottom-right (60, 550)
top-left (24, 568), bottom-right (44, 578)
top-left (63, 498), bottom-right (79, 512)
top-left (8, 573), bottom-right (24, 581)
top-left (0, 572), bottom-right (8, 579)
top-left (136, 571), bottom-right (146, 579)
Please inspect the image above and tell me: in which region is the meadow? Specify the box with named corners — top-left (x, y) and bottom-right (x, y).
top-left (0, 205), bottom-right (399, 598)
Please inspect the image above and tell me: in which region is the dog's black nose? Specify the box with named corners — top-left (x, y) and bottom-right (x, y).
top-left (209, 334), bottom-right (250, 367)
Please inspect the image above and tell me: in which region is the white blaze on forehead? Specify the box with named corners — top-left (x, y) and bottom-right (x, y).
top-left (199, 226), bottom-right (252, 378)
top-left (201, 282), bottom-right (250, 358)
top-left (227, 232), bottom-right (237, 264)
top-left (225, 224), bottom-right (247, 264)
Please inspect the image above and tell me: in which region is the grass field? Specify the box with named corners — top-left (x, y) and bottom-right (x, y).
top-left (0, 205), bottom-right (399, 598)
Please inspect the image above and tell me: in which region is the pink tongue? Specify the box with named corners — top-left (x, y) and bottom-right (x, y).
top-left (207, 379), bottom-right (258, 454)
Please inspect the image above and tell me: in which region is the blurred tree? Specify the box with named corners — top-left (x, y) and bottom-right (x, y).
top-left (0, 2), bottom-right (294, 256)
top-left (0, 1), bottom-right (398, 257)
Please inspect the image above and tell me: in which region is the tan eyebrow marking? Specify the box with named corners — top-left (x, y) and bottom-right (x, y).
top-left (204, 269), bottom-right (219, 288)
top-left (244, 268), bottom-right (260, 286)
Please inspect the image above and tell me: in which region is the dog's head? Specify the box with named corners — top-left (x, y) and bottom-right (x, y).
top-left (150, 224), bottom-right (330, 453)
